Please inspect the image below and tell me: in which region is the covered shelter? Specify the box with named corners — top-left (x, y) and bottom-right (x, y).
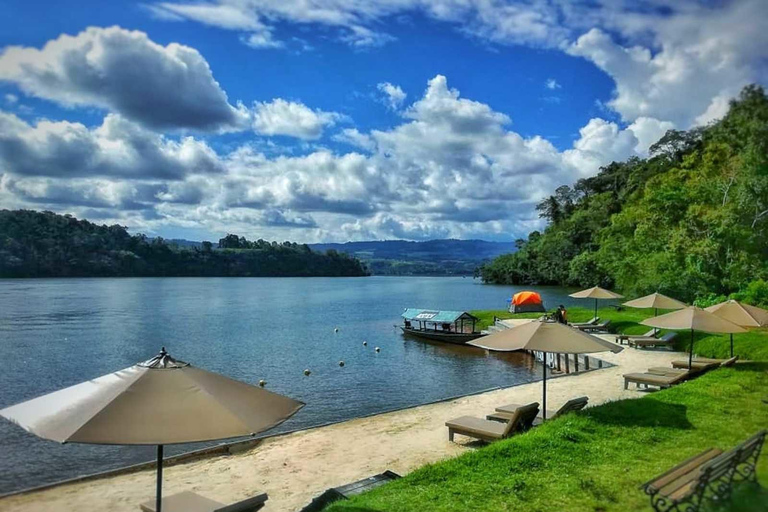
top-left (508, 291), bottom-right (546, 314)
top-left (470, 320), bottom-right (622, 419)
top-left (569, 286), bottom-right (624, 318)
top-left (641, 307), bottom-right (746, 368)
top-left (401, 308), bottom-right (479, 334)
top-left (0, 348), bottom-right (304, 512)
top-left (705, 300), bottom-right (768, 357)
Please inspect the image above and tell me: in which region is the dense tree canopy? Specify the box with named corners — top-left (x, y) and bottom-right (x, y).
top-left (0, 210), bottom-right (368, 278)
top-left (480, 85), bottom-right (768, 303)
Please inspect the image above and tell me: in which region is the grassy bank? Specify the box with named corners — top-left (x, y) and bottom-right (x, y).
top-left (324, 308), bottom-right (768, 512)
top-left (327, 363), bottom-right (768, 512)
top-left (472, 306), bottom-right (768, 361)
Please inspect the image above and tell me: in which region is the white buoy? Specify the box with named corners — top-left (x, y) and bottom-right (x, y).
top-left (339, 361), bottom-right (345, 367)
top-left (375, 347), bottom-right (381, 353)
top-left (258, 380), bottom-right (267, 387)
top-left (303, 369), bottom-right (311, 376)
top-left (362, 341), bottom-right (368, 346)
top-left (334, 327), bottom-right (339, 333)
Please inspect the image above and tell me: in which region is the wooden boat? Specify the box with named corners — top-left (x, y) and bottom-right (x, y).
top-left (399, 309), bottom-right (484, 344)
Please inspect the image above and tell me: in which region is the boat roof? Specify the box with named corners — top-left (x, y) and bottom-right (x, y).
top-left (402, 308), bottom-right (479, 323)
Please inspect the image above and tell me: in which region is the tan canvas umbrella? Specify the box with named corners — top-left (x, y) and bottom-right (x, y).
top-left (569, 286), bottom-right (624, 319)
top-left (623, 292), bottom-right (687, 334)
top-left (470, 321), bottom-right (622, 419)
top-left (0, 348), bottom-right (304, 512)
top-left (641, 307), bottom-right (746, 368)
top-left (705, 300), bottom-right (768, 356)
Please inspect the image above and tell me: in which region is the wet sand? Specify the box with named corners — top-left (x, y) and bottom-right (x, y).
top-left (0, 338), bottom-right (682, 512)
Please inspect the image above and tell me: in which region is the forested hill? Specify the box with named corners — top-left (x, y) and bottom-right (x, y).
top-left (0, 210), bottom-right (368, 278)
top-left (480, 85), bottom-right (768, 304)
top-left (309, 239), bottom-right (513, 275)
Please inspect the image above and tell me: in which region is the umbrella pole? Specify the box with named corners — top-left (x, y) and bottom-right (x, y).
top-left (689, 330), bottom-right (694, 369)
top-left (542, 357), bottom-right (547, 421)
top-left (594, 299), bottom-right (598, 320)
top-left (654, 308), bottom-right (658, 335)
top-left (730, 333), bottom-right (734, 358)
top-left (156, 445), bottom-right (163, 512)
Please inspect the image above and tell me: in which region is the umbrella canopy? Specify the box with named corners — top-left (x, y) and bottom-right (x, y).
top-left (470, 321), bottom-right (622, 419)
top-left (704, 300), bottom-right (768, 357)
top-left (641, 307), bottom-right (746, 366)
top-left (704, 300), bottom-right (768, 328)
top-left (623, 292), bottom-right (687, 311)
top-left (569, 286), bottom-right (624, 318)
top-left (0, 348), bottom-right (304, 511)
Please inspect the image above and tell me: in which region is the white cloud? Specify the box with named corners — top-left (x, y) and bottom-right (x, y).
top-left (242, 28), bottom-right (284, 49)
top-left (252, 99), bottom-right (343, 139)
top-left (0, 26), bottom-right (249, 131)
top-left (377, 82), bottom-right (407, 110)
top-left (3, 93), bottom-right (17, 105)
top-left (0, 73), bottom-right (743, 242)
top-left (0, 111), bottom-right (224, 179)
top-left (545, 78), bottom-right (561, 90)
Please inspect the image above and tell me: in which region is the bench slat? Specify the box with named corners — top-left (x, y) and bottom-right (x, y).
top-left (644, 448), bottom-right (722, 492)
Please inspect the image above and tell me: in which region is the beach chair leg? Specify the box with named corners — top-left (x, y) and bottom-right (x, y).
top-left (448, 429), bottom-right (454, 442)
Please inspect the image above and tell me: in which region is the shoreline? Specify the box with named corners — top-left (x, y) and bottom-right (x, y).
top-left (0, 339), bottom-right (682, 512)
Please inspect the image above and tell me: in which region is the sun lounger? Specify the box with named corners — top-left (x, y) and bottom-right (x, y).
top-left (641, 430), bottom-right (766, 512)
top-left (623, 371), bottom-right (689, 390)
top-left (569, 317), bottom-right (598, 328)
top-left (679, 356), bottom-right (739, 367)
top-left (486, 396), bottom-right (588, 424)
top-left (615, 329), bottom-right (656, 345)
top-left (578, 319), bottom-right (612, 333)
top-left (646, 367), bottom-right (692, 377)
top-left (628, 332), bottom-right (677, 349)
top-left (670, 359), bottom-right (722, 371)
top-left (446, 402), bottom-right (539, 443)
top-left (140, 491), bottom-right (267, 512)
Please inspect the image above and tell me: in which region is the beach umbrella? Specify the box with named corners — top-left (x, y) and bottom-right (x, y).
top-left (469, 321), bottom-right (622, 420)
top-left (623, 292), bottom-right (687, 334)
top-left (704, 300), bottom-right (768, 357)
top-left (0, 348), bottom-right (304, 512)
top-left (569, 286), bottom-right (624, 319)
top-left (641, 307), bottom-right (746, 368)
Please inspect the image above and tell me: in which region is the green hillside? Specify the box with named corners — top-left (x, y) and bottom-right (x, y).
top-left (480, 85), bottom-right (768, 304)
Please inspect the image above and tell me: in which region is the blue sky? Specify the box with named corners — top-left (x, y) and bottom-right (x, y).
top-left (0, 0), bottom-right (766, 242)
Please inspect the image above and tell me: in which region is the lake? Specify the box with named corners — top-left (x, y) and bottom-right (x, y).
top-left (0, 277), bottom-right (578, 494)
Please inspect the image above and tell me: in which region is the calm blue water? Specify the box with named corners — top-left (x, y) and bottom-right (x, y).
top-left (0, 277), bottom-right (578, 494)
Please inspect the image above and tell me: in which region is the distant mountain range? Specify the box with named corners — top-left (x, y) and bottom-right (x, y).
top-left (308, 239), bottom-right (514, 275)
top-left (168, 238), bottom-right (515, 275)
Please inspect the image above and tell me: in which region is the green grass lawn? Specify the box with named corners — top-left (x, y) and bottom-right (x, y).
top-left (327, 363), bottom-right (768, 512)
top-left (324, 308), bottom-right (768, 512)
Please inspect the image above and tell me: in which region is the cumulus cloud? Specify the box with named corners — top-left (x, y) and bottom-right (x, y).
top-left (377, 82), bottom-right (407, 110)
top-left (0, 111), bottom-right (224, 179)
top-left (252, 99), bottom-right (343, 139)
top-left (0, 26), bottom-right (249, 131)
top-left (0, 74), bottom-right (732, 241)
top-left (545, 78), bottom-right (561, 90)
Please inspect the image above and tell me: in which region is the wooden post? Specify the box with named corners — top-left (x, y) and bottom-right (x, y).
top-left (584, 356), bottom-right (590, 370)
top-left (574, 355), bottom-right (579, 372)
top-left (598, 359), bottom-right (603, 369)
top-left (564, 355), bottom-right (570, 373)
top-left (556, 353), bottom-right (561, 371)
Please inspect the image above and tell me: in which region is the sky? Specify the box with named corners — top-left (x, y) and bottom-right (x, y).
top-left (0, 0), bottom-right (766, 243)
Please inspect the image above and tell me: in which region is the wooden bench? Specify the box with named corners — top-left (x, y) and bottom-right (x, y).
top-left (641, 430), bottom-right (766, 512)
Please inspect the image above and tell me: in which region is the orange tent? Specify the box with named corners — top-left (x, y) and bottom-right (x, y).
top-left (510, 291), bottom-right (546, 313)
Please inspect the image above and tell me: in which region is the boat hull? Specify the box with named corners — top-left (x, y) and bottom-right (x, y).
top-left (399, 327), bottom-right (484, 344)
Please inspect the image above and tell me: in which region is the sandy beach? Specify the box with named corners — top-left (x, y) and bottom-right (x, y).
top-left (0, 337), bottom-right (682, 512)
